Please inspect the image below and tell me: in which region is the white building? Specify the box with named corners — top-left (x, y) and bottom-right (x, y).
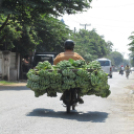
top-left (0, 50), bottom-right (20, 81)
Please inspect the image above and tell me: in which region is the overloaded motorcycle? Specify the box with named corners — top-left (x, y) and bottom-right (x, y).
top-left (61, 88), bottom-right (81, 113)
top-left (27, 60), bottom-right (111, 114)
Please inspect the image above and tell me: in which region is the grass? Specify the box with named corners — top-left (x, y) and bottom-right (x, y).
top-left (0, 80), bottom-right (16, 85)
top-left (0, 80), bottom-right (27, 86)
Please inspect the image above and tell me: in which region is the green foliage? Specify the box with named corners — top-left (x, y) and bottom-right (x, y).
top-left (54, 59), bottom-right (101, 70)
top-left (0, 15), bottom-right (22, 49)
top-left (122, 59), bottom-right (129, 66)
top-left (26, 59), bottom-right (110, 98)
top-left (106, 41), bottom-right (113, 52)
top-left (70, 29), bottom-right (111, 61)
top-left (35, 61), bottom-right (52, 70)
top-left (35, 16), bottom-right (70, 53)
top-left (0, 0), bottom-right (92, 17)
top-left (128, 31), bottom-right (134, 52)
top-left (108, 51), bottom-right (123, 66)
top-left (0, 0), bottom-right (92, 56)
top-left (128, 31), bottom-right (134, 66)
top-left (128, 52), bottom-right (134, 66)
top-left (131, 60), bottom-right (134, 67)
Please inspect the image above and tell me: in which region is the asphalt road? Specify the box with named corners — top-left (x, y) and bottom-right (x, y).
top-left (0, 72), bottom-right (134, 134)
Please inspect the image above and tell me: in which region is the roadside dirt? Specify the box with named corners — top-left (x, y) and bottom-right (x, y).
top-left (115, 85), bottom-right (134, 123)
top-left (0, 82), bottom-right (27, 87)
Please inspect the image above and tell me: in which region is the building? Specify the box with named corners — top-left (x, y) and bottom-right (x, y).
top-left (0, 50), bottom-right (20, 81)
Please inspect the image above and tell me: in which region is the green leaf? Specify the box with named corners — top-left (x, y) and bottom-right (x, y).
top-left (69, 58), bottom-right (74, 64)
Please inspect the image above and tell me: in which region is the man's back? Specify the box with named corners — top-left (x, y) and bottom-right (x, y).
top-left (125, 66), bottom-right (130, 71)
top-left (54, 51), bottom-right (84, 65)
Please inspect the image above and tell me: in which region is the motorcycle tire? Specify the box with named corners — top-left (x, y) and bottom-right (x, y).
top-left (72, 104), bottom-right (76, 110)
top-left (67, 102), bottom-right (70, 113)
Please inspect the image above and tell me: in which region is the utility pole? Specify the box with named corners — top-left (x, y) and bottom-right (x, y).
top-left (74, 27), bottom-right (76, 33)
top-left (80, 23), bottom-right (91, 30)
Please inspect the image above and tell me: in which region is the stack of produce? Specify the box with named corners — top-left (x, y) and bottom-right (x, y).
top-left (26, 59), bottom-right (110, 98)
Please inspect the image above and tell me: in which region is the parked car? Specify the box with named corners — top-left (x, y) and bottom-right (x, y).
top-left (96, 58), bottom-right (113, 78)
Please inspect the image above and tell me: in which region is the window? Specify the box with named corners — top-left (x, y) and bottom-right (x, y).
top-left (98, 61), bottom-right (110, 66)
top-left (33, 56), bottom-right (53, 66)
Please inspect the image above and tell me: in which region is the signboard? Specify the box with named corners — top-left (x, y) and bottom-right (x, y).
top-left (36, 54), bottom-right (54, 57)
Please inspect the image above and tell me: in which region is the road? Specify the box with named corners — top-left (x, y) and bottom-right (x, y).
top-left (0, 72), bottom-right (134, 134)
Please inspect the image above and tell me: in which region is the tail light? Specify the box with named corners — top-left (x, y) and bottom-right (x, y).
top-left (110, 67), bottom-right (112, 71)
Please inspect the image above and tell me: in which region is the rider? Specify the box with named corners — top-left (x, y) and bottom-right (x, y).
top-left (54, 39), bottom-right (84, 64)
top-left (54, 39), bottom-right (85, 104)
top-left (120, 65), bottom-right (124, 74)
top-left (125, 64), bottom-right (130, 78)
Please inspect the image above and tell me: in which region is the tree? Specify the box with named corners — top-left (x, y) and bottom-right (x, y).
top-left (107, 41), bottom-right (113, 52)
top-left (128, 31), bottom-right (134, 53)
top-left (129, 52), bottom-right (134, 66)
top-left (35, 17), bottom-right (71, 53)
top-left (0, 0), bottom-right (92, 30)
top-left (108, 51), bottom-right (123, 66)
top-left (127, 31), bottom-right (134, 66)
top-left (0, 0), bottom-right (92, 55)
top-left (122, 59), bottom-right (129, 66)
top-left (70, 29), bottom-right (110, 61)
top-left (128, 31), bottom-right (134, 49)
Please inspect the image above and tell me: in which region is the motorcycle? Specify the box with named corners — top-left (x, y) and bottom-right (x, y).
top-left (61, 88), bottom-right (81, 113)
top-left (119, 70), bottom-right (124, 75)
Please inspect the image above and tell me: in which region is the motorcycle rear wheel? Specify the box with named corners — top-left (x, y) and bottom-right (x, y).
top-left (67, 102), bottom-right (70, 113)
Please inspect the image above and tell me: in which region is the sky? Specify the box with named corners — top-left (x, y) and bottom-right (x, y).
top-left (60, 0), bottom-right (134, 59)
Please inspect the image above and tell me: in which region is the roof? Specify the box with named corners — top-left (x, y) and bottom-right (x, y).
top-left (96, 58), bottom-right (111, 61)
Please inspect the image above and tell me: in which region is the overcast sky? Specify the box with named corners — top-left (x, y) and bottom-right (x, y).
top-left (60, 0), bottom-right (134, 59)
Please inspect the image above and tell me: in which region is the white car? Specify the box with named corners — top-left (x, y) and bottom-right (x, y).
top-left (96, 58), bottom-right (113, 78)
top-left (131, 67), bottom-right (134, 71)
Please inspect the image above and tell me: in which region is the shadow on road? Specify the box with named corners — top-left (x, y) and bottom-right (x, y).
top-left (26, 108), bottom-right (109, 122)
top-left (0, 86), bottom-right (29, 91)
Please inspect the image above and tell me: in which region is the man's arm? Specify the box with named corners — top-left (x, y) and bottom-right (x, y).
top-left (54, 54), bottom-right (62, 65)
top-left (77, 55), bottom-right (85, 61)
top-left (54, 56), bottom-right (58, 65)
top-left (75, 53), bottom-right (85, 61)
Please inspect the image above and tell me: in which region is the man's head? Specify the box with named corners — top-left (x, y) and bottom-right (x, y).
top-left (64, 39), bottom-right (75, 51)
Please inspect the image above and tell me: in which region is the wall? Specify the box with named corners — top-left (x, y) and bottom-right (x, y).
top-left (0, 51), bottom-right (3, 78)
top-left (1, 51), bottom-right (20, 81)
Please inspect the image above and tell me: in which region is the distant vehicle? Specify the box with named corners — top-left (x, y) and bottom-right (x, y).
top-left (131, 67), bottom-right (134, 71)
top-left (114, 67), bottom-right (118, 72)
top-left (96, 58), bottom-right (113, 78)
top-left (32, 52), bottom-right (57, 67)
top-left (119, 65), bottom-right (124, 75)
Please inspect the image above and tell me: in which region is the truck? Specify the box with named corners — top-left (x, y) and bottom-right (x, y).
top-left (32, 52), bottom-right (57, 67)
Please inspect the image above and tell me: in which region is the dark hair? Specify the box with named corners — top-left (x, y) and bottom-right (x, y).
top-left (64, 39), bottom-right (75, 50)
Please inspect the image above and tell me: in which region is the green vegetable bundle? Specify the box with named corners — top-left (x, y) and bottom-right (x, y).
top-left (26, 59), bottom-right (110, 98)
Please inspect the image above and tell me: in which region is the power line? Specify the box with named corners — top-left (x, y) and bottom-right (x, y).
top-left (80, 23), bottom-right (91, 30)
top-left (92, 3), bottom-right (134, 8)
top-left (65, 18), bottom-right (134, 29)
top-left (67, 15), bottom-right (134, 27)
top-left (81, 16), bottom-right (134, 23)
top-left (73, 14), bottom-right (134, 24)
